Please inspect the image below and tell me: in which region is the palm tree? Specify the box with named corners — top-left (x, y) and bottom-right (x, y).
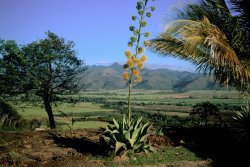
top-left (150, 0), bottom-right (250, 94)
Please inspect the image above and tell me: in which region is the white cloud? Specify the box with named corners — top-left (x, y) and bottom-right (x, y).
top-left (94, 62), bottom-right (196, 72)
top-left (96, 61), bottom-right (111, 65)
top-left (144, 63), bottom-right (196, 72)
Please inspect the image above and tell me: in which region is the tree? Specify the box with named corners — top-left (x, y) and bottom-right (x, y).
top-left (0, 31), bottom-right (87, 129)
top-left (190, 101), bottom-right (221, 126)
top-left (149, 0), bottom-right (250, 94)
top-left (0, 40), bottom-right (26, 96)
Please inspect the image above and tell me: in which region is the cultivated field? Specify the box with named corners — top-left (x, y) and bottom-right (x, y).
top-left (11, 89), bottom-right (244, 129)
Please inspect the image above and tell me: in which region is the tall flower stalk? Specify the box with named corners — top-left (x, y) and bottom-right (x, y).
top-left (123, 0), bottom-right (155, 126)
top-left (101, 0), bottom-right (156, 154)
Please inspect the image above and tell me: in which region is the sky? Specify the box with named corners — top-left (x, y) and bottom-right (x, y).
top-left (0, 0), bottom-right (197, 72)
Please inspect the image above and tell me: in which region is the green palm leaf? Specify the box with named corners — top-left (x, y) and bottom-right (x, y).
top-left (150, 0), bottom-right (250, 94)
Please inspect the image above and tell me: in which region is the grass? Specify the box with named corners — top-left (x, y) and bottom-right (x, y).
top-left (40, 120), bottom-right (108, 130)
top-left (125, 147), bottom-right (201, 166)
top-left (86, 147), bottom-right (202, 166)
top-left (11, 101), bottom-right (115, 121)
top-left (61, 121), bottom-right (108, 130)
top-left (11, 102), bottom-right (115, 116)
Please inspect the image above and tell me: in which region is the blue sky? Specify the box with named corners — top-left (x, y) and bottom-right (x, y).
top-left (0, 0), bottom-right (197, 72)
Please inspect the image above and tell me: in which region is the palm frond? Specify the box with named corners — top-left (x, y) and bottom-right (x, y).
top-left (150, 1), bottom-right (250, 94)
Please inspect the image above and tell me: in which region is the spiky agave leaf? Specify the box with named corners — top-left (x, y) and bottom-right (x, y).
top-left (139, 133), bottom-right (151, 142)
top-left (140, 122), bottom-right (152, 136)
top-left (231, 106), bottom-right (250, 144)
top-left (113, 117), bottom-right (120, 129)
top-left (128, 139), bottom-right (136, 147)
top-left (124, 131), bottom-right (130, 140)
top-left (115, 142), bottom-right (126, 154)
top-left (101, 117), bottom-right (153, 155)
top-left (134, 116), bottom-right (143, 130)
top-left (132, 127), bottom-right (142, 139)
top-left (133, 142), bottom-right (144, 151)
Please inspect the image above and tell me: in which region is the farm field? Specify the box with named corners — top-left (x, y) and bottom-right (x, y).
top-left (11, 89), bottom-right (244, 129)
top-left (82, 89), bottom-right (243, 106)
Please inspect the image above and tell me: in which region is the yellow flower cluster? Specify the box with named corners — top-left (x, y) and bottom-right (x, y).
top-left (137, 76), bottom-right (142, 82)
top-left (138, 62), bottom-right (144, 69)
top-left (123, 72), bottom-right (129, 79)
top-left (144, 40), bottom-right (150, 47)
top-left (131, 68), bottom-right (139, 76)
top-left (140, 55), bottom-right (147, 62)
top-left (137, 47), bottom-right (145, 54)
top-left (125, 49), bottom-right (133, 58)
top-left (123, 48), bottom-right (147, 83)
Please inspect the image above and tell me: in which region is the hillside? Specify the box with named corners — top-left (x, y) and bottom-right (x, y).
top-left (81, 63), bottom-right (221, 90)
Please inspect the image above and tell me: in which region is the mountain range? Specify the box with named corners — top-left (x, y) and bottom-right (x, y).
top-left (80, 63), bottom-right (221, 90)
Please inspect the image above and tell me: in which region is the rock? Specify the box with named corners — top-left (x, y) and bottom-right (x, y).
top-left (43, 139), bottom-right (54, 145)
top-left (173, 160), bottom-right (213, 167)
top-left (113, 150), bottom-right (129, 162)
top-left (24, 144), bottom-right (33, 149)
top-left (180, 140), bottom-right (185, 144)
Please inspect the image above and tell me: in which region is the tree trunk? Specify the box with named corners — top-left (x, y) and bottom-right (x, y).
top-left (43, 96), bottom-right (56, 129)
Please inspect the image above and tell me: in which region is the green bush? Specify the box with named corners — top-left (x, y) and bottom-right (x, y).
top-left (0, 101), bottom-right (22, 129)
top-left (190, 101), bottom-right (221, 126)
top-left (230, 105), bottom-right (250, 145)
top-left (29, 118), bottom-right (42, 130)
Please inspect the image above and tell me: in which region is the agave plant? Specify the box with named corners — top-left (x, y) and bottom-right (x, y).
top-left (101, 0), bottom-right (155, 155)
top-left (101, 117), bottom-right (152, 154)
top-left (231, 105), bottom-right (250, 144)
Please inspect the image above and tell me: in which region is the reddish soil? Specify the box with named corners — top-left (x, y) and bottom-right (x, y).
top-left (0, 128), bottom-right (208, 167)
top-left (0, 129), bottom-right (109, 167)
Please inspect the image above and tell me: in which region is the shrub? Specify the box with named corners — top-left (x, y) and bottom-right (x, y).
top-left (101, 117), bottom-right (153, 155)
top-left (29, 118), bottom-right (42, 130)
top-left (190, 101), bottom-right (221, 126)
top-left (0, 101), bottom-right (22, 128)
top-left (230, 105), bottom-right (250, 145)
